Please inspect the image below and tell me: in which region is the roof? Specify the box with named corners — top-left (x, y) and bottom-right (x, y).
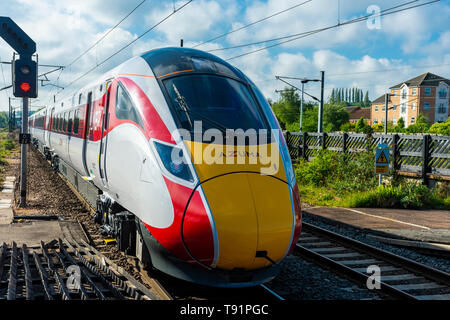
top-left (141, 47), bottom-right (245, 81)
top-left (345, 106), bottom-right (360, 113)
top-left (389, 72), bottom-right (450, 89)
top-left (346, 106), bottom-right (371, 120)
top-left (371, 95), bottom-right (386, 104)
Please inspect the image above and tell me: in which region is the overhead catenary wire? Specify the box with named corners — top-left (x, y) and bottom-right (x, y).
top-left (221, 0), bottom-right (439, 61)
top-left (40, 0), bottom-right (149, 105)
top-left (193, 0), bottom-right (314, 48)
top-left (206, 0), bottom-right (423, 54)
top-left (61, 0), bottom-right (194, 93)
top-left (65, 0), bottom-right (148, 69)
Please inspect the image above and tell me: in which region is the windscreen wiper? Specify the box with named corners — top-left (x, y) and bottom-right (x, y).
top-left (172, 84), bottom-right (228, 134)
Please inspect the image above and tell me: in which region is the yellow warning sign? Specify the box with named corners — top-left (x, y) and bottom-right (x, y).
top-left (376, 151), bottom-right (388, 164)
top-left (375, 165), bottom-right (389, 174)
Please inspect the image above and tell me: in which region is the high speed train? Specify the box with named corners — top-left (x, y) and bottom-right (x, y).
top-left (29, 47), bottom-right (301, 287)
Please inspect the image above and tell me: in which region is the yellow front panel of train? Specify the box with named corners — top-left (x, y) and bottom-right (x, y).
top-left (185, 141), bottom-right (294, 270)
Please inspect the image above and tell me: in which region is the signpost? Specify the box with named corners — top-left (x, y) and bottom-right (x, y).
top-left (0, 17), bottom-right (37, 207)
top-left (375, 144), bottom-right (390, 185)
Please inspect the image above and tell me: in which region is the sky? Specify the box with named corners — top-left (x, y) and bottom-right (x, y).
top-left (0, 0), bottom-right (449, 112)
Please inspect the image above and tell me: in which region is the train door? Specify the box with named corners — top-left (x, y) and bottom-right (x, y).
top-left (48, 108), bottom-right (55, 149)
top-left (66, 111), bottom-right (73, 164)
top-left (82, 92), bottom-right (93, 177)
top-left (98, 81), bottom-right (112, 188)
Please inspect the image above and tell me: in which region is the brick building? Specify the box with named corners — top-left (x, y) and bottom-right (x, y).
top-left (345, 106), bottom-right (371, 125)
top-left (371, 72), bottom-right (450, 126)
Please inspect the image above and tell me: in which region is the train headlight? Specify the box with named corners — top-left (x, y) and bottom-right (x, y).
top-left (154, 141), bottom-right (194, 182)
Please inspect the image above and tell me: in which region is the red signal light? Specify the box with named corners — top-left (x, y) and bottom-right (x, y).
top-left (20, 82), bottom-right (31, 92)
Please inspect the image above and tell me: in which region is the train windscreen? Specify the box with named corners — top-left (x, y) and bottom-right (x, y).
top-left (163, 74), bottom-right (269, 133)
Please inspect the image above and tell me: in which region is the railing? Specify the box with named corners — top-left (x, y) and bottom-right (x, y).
top-left (285, 131), bottom-right (450, 184)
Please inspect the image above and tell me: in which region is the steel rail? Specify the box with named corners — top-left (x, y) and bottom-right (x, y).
top-left (40, 241), bottom-right (72, 300)
top-left (32, 251), bottom-right (54, 300)
top-left (6, 242), bottom-right (18, 300)
top-left (296, 222), bottom-right (450, 300)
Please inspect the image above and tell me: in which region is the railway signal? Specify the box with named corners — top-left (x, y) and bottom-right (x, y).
top-left (0, 16), bottom-right (37, 207)
top-left (13, 56), bottom-right (38, 98)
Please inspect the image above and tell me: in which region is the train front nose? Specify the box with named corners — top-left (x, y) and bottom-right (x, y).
top-left (189, 172), bottom-right (294, 270)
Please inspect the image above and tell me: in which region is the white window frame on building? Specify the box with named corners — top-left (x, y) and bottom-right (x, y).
top-left (412, 88), bottom-right (417, 96)
top-left (375, 105), bottom-right (378, 111)
top-left (438, 103), bottom-right (447, 114)
top-left (411, 117), bottom-right (415, 124)
top-left (401, 89), bottom-right (407, 99)
top-left (439, 88), bottom-right (447, 99)
top-left (411, 102), bottom-right (416, 110)
top-left (401, 103), bottom-right (406, 113)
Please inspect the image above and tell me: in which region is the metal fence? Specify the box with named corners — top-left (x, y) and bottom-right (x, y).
top-left (285, 131), bottom-right (450, 183)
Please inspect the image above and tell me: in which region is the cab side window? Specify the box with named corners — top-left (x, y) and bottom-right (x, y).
top-left (115, 83), bottom-right (144, 128)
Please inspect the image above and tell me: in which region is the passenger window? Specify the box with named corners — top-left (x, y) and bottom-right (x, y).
top-left (73, 110), bottom-right (79, 134)
top-left (64, 113), bottom-right (68, 132)
top-left (68, 111), bottom-right (73, 134)
top-left (78, 93), bottom-right (83, 105)
top-left (115, 83), bottom-right (144, 128)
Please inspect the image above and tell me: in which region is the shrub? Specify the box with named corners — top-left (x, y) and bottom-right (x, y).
top-left (429, 119), bottom-right (450, 135)
top-left (3, 139), bottom-right (15, 151)
top-left (347, 182), bottom-right (448, 209)
top-left (295, 150), bottom-right (338, 187)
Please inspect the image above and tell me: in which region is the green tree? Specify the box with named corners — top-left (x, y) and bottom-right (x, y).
top-left (323, 104), bottom-right (350, 132)
top-left (329, 88), bottom-right (336, 104)
top-left (405, 115), bottom-right (430, 133)
top-left (372, 122), bottom-right (384, 132)
top-left (354, 117), bottom-right (373, 133)
top-left (340, 122), bottom-right (355, 132)
top-left (363, 91), bottom-right (370, 107)
top-left (0, 112), bottom-right (8, 128)
top-left (394, 117), bottom-right (405, 133)
top-left (429, 119), bottom-right (450, 135)
top-left (271, 87), bottom-right (301, 129)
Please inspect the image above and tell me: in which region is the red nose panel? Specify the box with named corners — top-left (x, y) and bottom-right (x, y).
top-left (144, 177), bottom-right (214, 265)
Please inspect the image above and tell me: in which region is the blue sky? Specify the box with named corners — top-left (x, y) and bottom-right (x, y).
top-left (0, 0), bottom-right (449, 111)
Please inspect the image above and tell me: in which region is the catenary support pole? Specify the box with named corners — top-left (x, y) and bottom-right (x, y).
top-left (317, 71), bottom-right (324, 133)
top-left (300, 81), bottom-right (304, 132)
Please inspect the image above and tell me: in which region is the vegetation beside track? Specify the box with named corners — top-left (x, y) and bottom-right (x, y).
top-left (0, 129), bottom-right (18, 182)
top-left (296, 149), bottom-right (450, 210)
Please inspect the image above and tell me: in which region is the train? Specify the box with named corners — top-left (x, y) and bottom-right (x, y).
top-left (29, 47), bottom-right (302, 287)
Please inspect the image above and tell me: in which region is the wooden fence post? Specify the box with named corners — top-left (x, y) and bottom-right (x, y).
top-left (422, 134), bottom-right (430, 186)
top-left (285, 131), bottom-right (291, 157)
top-left (322, 132), bottom-right (327, 150)
top-left (342, 132), bottom-right (348, 153)
top-left (302, 132), bottom-right (308, 160)
top-left (392, 134), bottom-right (400, 175)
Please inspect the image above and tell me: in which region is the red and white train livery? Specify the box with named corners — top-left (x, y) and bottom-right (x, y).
top-left (29, 47), bottom-right (301, 287)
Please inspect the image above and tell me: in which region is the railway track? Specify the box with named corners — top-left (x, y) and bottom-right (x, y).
top-left (295, 222), bottom-right (450, 300)
top-left (0, 237), bottom-right (162, 300)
